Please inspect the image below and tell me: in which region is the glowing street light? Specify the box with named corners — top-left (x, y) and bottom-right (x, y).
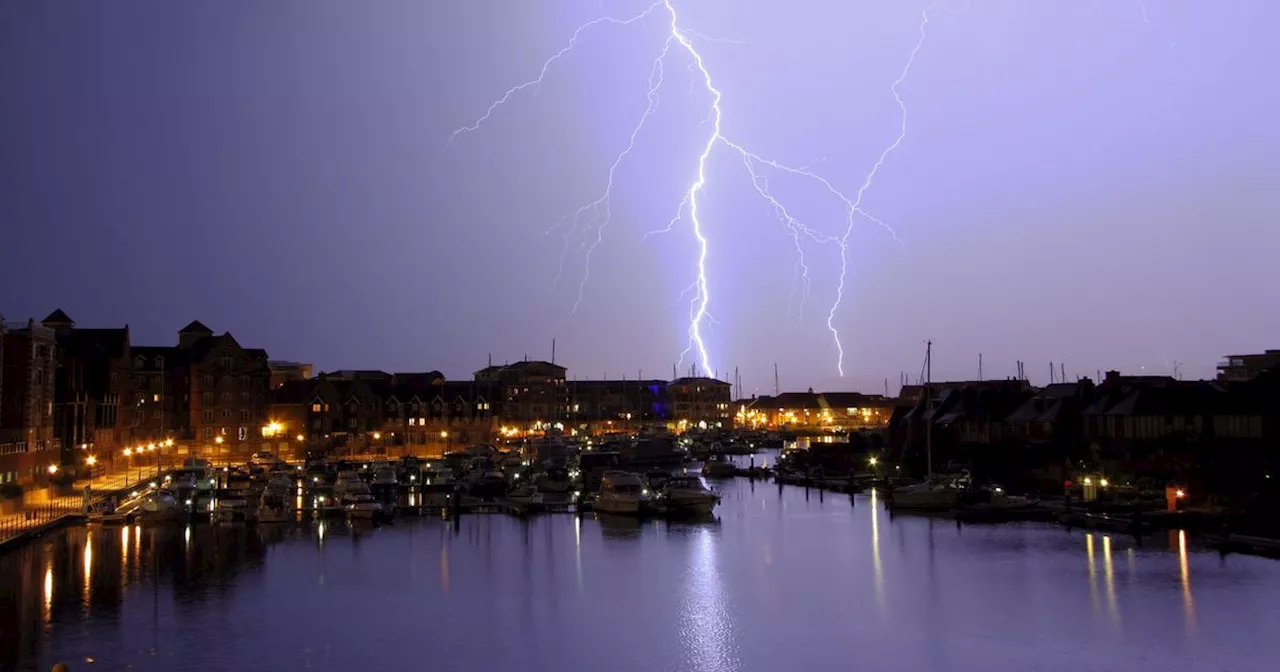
top-left (47, 464), bottom-right (58, 475)
top-left (86, 455), bottom-right (97, 467)
top-left (296, 434), bottom-right (304, 442)
top-left (868, 456), bottom-right (879, 467)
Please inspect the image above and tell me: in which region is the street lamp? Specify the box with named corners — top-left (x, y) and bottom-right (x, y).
top-left (123, 448), bottom-right (133, 486)
top-left (47, 464), bottom-right (58, 475)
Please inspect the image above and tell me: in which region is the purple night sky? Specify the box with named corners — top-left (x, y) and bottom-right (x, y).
top-left (1, 0), bottom-right (1276, 395)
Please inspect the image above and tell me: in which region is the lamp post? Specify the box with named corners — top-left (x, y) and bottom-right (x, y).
top-left (86, 455), bottom-right (97, 489)
top-left (123, 448), bottom-right (133, 486)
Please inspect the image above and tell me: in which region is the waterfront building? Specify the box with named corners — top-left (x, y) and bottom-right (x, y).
top-left (475, 360), bottom-right (568, 427)
top-left (39, 310), bottom-right (130, 467)
top-left (667, 376), bottom-right (732, 429)
top-left (1217, 350), bottom-right (1280, 382)
top-left (567, 379), bottom-right (670, 433)
top-left (736, 390), bottom-right (894, 430)
top-left (124, 321), bottom-right (272, 462)
top-left (0, 317), bottom-right (59, 485)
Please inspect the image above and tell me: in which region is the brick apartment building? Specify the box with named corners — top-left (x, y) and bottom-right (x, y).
top-left (0, 317), bottom-right (58, 485)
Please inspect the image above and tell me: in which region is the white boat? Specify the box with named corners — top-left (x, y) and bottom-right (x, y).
top-left (215, 494), bottom-right (256, 524)
top-left (371, 466), bottom-right (398, 487)
top-left (594, 471), bottom-right (648, 515)
top-left (889, 340), bottom-right (960, 512)
top-left (701, 459), bottom-right (737, 478)
top-left (659, 476), bottom-right (720, 516)
top-left (137, 490), bottom-right (186, 523)
top-left (333, 473), bottom-right (365, 498)
top-left (507, 483), bottom-right (544, 507)
top-left (343, 492), bottom-right (382, 520)
top-left (258, 478), bottom-right (294, 523)
top-left (888, 481), bottom-right (962, 511)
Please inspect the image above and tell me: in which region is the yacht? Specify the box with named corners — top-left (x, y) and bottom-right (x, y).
top-left (658, 476), bottom-right (720, 516)
top-left (507, 483), bottom-right (544, 507)
top-left (887, 340), bottom-right (962, 512)
top-left (137, 489), bottom-right (186, 523)
top-left (594, 471), bottom-right (649, 516)
top-left (371, 466), bottom-right (398, 487)
top-left (342, 487), bottom-right (383, 520)
top-left (258, 477), bottom-right (294, 523)
top-left (214, 492), bottom-right (256, 524)
top-left (701, 456), bottom-right (738, 478)
top-left (888, 480), bottom-right (962, 511)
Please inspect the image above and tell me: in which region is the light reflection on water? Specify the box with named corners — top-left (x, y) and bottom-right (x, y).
top-left (1, 477), bottom-right (1278, 672)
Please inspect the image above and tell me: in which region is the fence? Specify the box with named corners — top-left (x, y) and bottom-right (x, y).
top-left (0, 496), bottom-right (84, 545)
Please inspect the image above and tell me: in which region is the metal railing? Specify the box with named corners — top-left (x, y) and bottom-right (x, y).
top-left (0, 496), bottom-right (85, 544)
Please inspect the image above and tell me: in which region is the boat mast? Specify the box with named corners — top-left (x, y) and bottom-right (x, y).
top-left (925, 340), bottom-right (932, 480)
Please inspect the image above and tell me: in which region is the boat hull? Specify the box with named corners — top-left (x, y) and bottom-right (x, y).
top-left (594, 497), bottom-right (643, 515)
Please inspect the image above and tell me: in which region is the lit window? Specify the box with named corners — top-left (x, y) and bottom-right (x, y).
top-left (238, 426), bottom-right (248, 440)
top-left (409, 418), bottom-right (417, 426)
top-left (153, 394), bottom-right (160, 402)
top-left (311, 403), bottom-right (321, 413)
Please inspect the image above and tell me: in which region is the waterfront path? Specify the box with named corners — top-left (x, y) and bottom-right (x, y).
top-left (0, 469), bottom-right (160, 546)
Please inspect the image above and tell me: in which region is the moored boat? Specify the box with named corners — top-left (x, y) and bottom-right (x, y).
top-left (659, 476), bottom-right (720, 516)
top-left (595, 471), bottom-right (649, 516)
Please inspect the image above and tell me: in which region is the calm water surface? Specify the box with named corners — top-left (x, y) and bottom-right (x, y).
top-left (3, 477), bottom-right (1278, 672)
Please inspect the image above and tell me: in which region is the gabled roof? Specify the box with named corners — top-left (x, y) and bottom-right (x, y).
top-left (42, 309), bottom-right (74, 326)
top-left (669, 376), bottom-right (730, 387)
top-left (180, 320), bottom-right (213, 334)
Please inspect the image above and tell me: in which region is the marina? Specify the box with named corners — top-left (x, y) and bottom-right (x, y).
top-left (5, 468), bottom-right (1280, 672)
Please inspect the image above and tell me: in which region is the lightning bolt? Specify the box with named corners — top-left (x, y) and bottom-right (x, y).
top-left (825, 4), bottom-right (937, 376)
top-left (1137, 0), bottom-right (1178, 51)
top-left (447, 0), bottom-right (920, 379)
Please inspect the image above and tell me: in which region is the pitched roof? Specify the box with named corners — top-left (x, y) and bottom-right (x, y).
top-left (42, 309), bottom-right (74, 325)
top-left (179, 320), bottom-right (213, 334)
top-left (669, 376), bottom-right (730, 386)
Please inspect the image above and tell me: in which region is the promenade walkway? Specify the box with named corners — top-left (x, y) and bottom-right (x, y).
top-left (0, 467), bottom-right (167, 545)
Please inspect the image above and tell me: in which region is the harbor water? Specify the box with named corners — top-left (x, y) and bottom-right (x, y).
top-left (3, 475), bottom-right (1279, 671)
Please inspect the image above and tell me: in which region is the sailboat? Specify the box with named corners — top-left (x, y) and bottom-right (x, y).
top-left (889, 341), bottom-right (962, 511)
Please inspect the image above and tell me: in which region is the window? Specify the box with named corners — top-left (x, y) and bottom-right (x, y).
top-left (202, 410), bottom-right (214, 423)
top-left (202, 375), bottom-right (213, 386)
top-left (220, 392), bottom-right (230, 402)
top-left (241, 392), bottom-right (250, 403)
top-left (202, 427), bottom-right (214, 440)
top-left (409, 418), bottom-right (417, 426)
top-left (349, 402), bottom-right (357, 412)
top-left (348, 418), bottom-right (357, 430)
top-left (238, 426), bottom-right (248, 441)
top-left (418, 417), bottom-right (425, 426)
top-left (312, 403), bottom-right (322, 413)
top-left (202, 392), bottom-right (213, 404)
top-left (220, 356), bottom-right (232, 369)
top-left (153, 394), bottom-right (161, 402)
top-left (313, 419), bottom-right (322, 429)
top-left (221, 409), bottom-right (231, 420)
top-left (155, 356), bottom-right (164, 369)
top-left (240, 409), bottom-right (249, 423)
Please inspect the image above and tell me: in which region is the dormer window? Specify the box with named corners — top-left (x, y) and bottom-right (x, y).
top-left (135, 355), bottom-right (146, 368)
top-left (155, 356), bottom-right (165, 369)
